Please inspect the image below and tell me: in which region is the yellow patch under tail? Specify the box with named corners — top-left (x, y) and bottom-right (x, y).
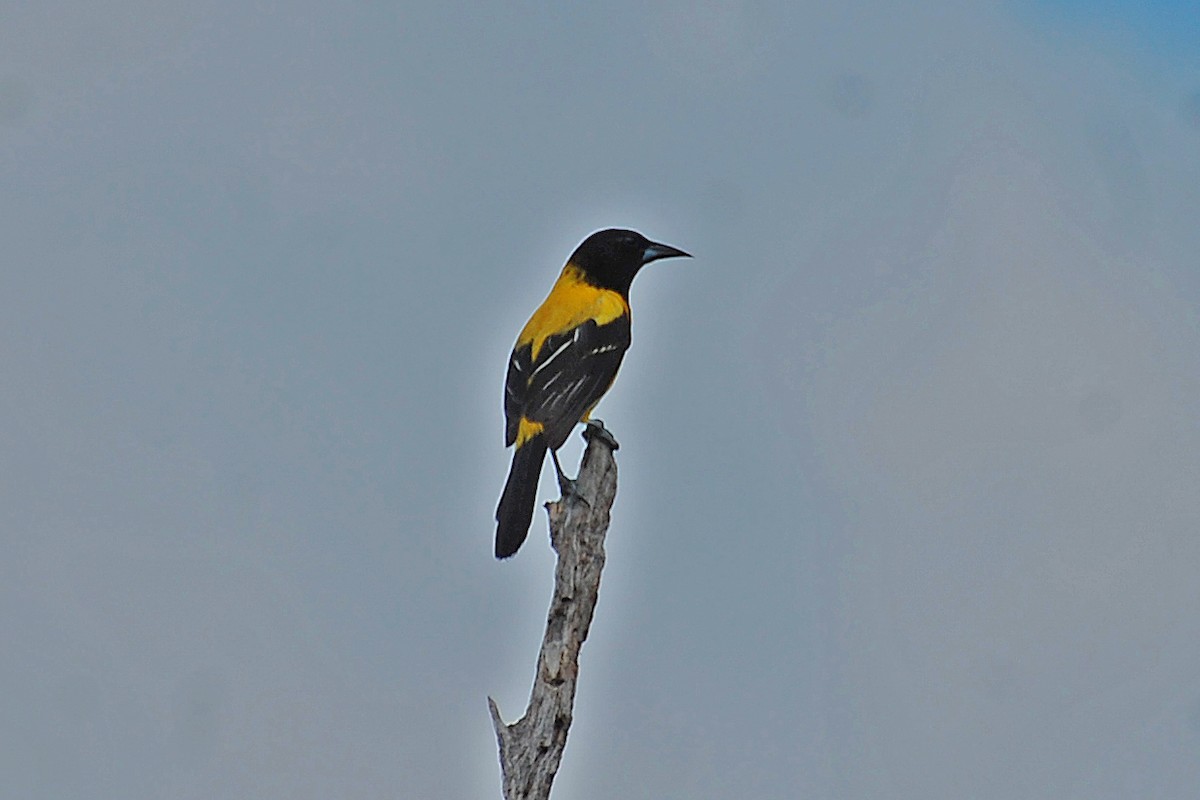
top-left (516, 417), bottom-right (544, 446)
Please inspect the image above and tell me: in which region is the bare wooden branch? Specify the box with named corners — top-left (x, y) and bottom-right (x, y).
top-left (489, 424), bottom-right (619, 800)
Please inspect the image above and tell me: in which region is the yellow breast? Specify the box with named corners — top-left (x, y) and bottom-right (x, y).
top-left (517, 265), bottom-right (629, 360)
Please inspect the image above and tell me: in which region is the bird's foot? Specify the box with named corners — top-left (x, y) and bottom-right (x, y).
top-left (551, 450), bottom-right (590, 506)
top-left (555, 473), bottom-right (592, 509)
top-left (582, 419), bottom-right (619, 451)
top-left (557, 474), bottom-right (584, 500)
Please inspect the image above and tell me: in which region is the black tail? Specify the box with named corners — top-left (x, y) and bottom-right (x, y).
top-left (495, 437), bottom-right (548, 558)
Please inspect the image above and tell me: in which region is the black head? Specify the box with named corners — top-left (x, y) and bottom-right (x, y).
top-left (567, 228), bottom-right (691, 295)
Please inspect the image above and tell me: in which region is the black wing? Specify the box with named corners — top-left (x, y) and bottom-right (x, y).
top-left (504, 317), bottom-right (631, 450)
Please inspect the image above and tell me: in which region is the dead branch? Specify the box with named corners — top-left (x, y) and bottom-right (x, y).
top-left (488, 423), bottom-right (619, 800)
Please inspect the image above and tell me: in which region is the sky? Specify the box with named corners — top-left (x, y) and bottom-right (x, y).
top-left (2, 1), bottom-right (1200, 798)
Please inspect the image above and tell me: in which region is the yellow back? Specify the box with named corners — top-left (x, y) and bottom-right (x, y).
top-left (517, 265), bottom-right (630, 360)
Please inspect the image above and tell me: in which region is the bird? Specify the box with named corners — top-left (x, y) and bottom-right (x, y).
top-left (494, 228), bottom-right (691, 558)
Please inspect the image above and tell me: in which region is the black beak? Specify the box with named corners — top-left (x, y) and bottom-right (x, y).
top-left (641, 240), bottom-right (691, 265)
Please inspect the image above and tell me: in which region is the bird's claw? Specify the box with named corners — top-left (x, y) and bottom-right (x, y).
top-left (551, 450), bottom-right (590, 507)
top-left (557, 475), bottom-right (588, 506)
top-left (582, 419), bottom-right (619, 451)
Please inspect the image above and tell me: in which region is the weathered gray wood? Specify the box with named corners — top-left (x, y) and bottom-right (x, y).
top-left (488, 423), bottom-right (619, 800)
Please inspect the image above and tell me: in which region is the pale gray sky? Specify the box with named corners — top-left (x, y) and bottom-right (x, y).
top-left (4, 2), bottom-right (1200, 798)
